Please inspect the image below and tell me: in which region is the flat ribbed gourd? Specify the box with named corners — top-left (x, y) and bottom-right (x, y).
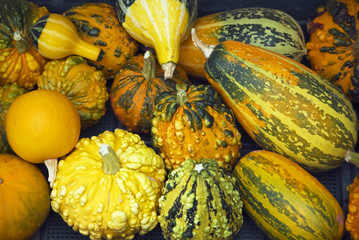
top-left (158, 158), bottom-right (243, 240)
top-left (191, 29), bottom-right (358, 172)
top-left (151, 83), bottom-right (242, 171)
top-left (116, 0), bottom-right (197, 79)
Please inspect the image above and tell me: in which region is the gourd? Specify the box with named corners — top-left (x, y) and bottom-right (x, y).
top-left (179, 7), bottom-right (307, 79)
top-left (0, 153), bottom-right (50, 240)
top-left (116, 0), bottom-right (198, 79)
top-left (306, 0), bottom-right (359, 103)
top-left (30, 13), bottom-right (104, 61)
top-left (0, 83), bottom-right (26, 153)
top-left (4, 89), bottom-right (81, 186)
top-left (345, 173), bottom-right (359, 240)
top-left (233, 150), bottom-right (344, 240)
top-left (64, 3), bottom-right (139, 78)
top-left (158, 158), bottom-right (243, 240)
top-left (0, 0), bottom-right (48, 89)
top-left (110, 51), bottom-right (191, 134)
top-left (191, 29), bottom-right (358, 172)
top-left (37, 55), bottom-right (109, 129)
top-left (151, 83), bottom-right (242, 171)
top-left (50, 129), bottom-right (167, 240)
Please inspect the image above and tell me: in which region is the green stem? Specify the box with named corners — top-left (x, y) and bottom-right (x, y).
top-left (345, 150), bottom-right (359, 167)
top-left (99, 143), bottom-right (121, 175)
top-left (176, 84), bottom-right (189, 106)
top-left (142, 51), bottom-right (157, 80)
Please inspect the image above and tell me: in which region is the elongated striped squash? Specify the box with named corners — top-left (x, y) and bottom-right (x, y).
top-left (158, 158), bottom-right (243, 239)
top-left (233, 150), bottom-right (344, 240)
top-left (179, 8), bottom-right (306, 79)
top-left (192, 30), bottom-right (358, 171)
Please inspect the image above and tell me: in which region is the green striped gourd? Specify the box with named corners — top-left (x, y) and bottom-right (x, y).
top-left (192, 29), bottom-right (358, 172)
top-left (158, 158), bottom-right (243, 239)
top-left (179, 7), bottom-right (306, 79)
top-left (233, 150), bottom-right (344, 240)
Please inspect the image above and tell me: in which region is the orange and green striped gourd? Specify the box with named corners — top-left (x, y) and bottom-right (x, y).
top-left (191, 29), bottom-right (358, 172)
top-left (233, 150), bottom-right (344, 240)
top-left (179, 7), bottom-right (306, 79)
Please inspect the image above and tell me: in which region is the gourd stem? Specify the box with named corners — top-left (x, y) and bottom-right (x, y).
top-left (176, 84), bottom-right (189, 106)
top-left (99, 143), bottom-right (121, 175)
top-left (191, 28), bottom-right (214, 59)
top-left (44, 158), bottom-right (58, 188)
top-left (13, 31), bottom-right (30, 54)
top-left (345, 150), bottom-right (359, 167)
top-left (142, 51), bottom-right (157, 80)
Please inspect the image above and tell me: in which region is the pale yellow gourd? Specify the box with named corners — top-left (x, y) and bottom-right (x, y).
top-left (116, 0), bottom-right (198, 79)
top-left (50, 129), bottom-right (167, 240)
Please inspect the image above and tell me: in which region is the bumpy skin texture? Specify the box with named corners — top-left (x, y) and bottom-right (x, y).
top-left (51, 129), bottom-right (167, 240)
top-left (306, 0), bottom-right (359, 103)
top-left (37, 56), bottom-right (108, 129)
top-left (0, 83), bottom-right (26, 153)
top-left (346, 173), bottom-right (359, 240)
top-left (64, 3), bottom-right (139, 78)
top-left (0, 0), bottom-right (48, 89)
top-left (158, 158), bottom-right (243, 240)
top-left (151, 84), bottom-right (242, 171)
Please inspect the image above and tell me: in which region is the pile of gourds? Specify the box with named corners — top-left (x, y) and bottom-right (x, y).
top-left (1, 0), bottom-right (359, 239)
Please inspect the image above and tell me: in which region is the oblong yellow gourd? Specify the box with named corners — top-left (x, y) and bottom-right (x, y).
top-left (116, 0), bottom-right (197, 79)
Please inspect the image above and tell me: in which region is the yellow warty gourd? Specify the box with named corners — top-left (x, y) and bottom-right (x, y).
top-left (50, 129), bottom-right (167, 240)
top-left (116, 0), bottom-right (198, 79)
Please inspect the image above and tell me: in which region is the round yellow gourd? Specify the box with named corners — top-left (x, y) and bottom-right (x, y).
top-left (5, 89), bottom-right (81, 185)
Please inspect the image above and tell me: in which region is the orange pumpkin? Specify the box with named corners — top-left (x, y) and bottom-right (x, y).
top-left (0, 153), bottom-right (50, 240)
top-left (64, 2), bottom-right (139, 78)
top-left (4, 89), bottom-right (81, 185)
top-left (306, 0), bottom-right (359, 103)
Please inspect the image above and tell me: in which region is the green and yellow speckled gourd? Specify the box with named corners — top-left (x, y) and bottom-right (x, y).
top-left (179, 7), bottom-right (307, 79)
top-left (158, 158), bottom-right (243, 240)
top-left (37, 56), bottom-right (108, 129)
top-left (64, 3), bottom-right (139, 78)
top-left (151, 83), bottom-right (241, 171)
top-left (233, 150), bottom-right (344, 240)
top-left (191, 29), bottom-right (358, 172)
top-left (0, 83), bottom-right (26, 153)
top-left (0, 0), bottom-right (48, 89)
top-left (116, 0), bottom-right (198, 79)
top-left (51, 129), bottom-right (167, 240)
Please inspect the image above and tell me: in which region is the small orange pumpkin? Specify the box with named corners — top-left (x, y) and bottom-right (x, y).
top-left (151, 83), bottom-right (242, 171)
top-left (0, 153), bottom-right (50, 240)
